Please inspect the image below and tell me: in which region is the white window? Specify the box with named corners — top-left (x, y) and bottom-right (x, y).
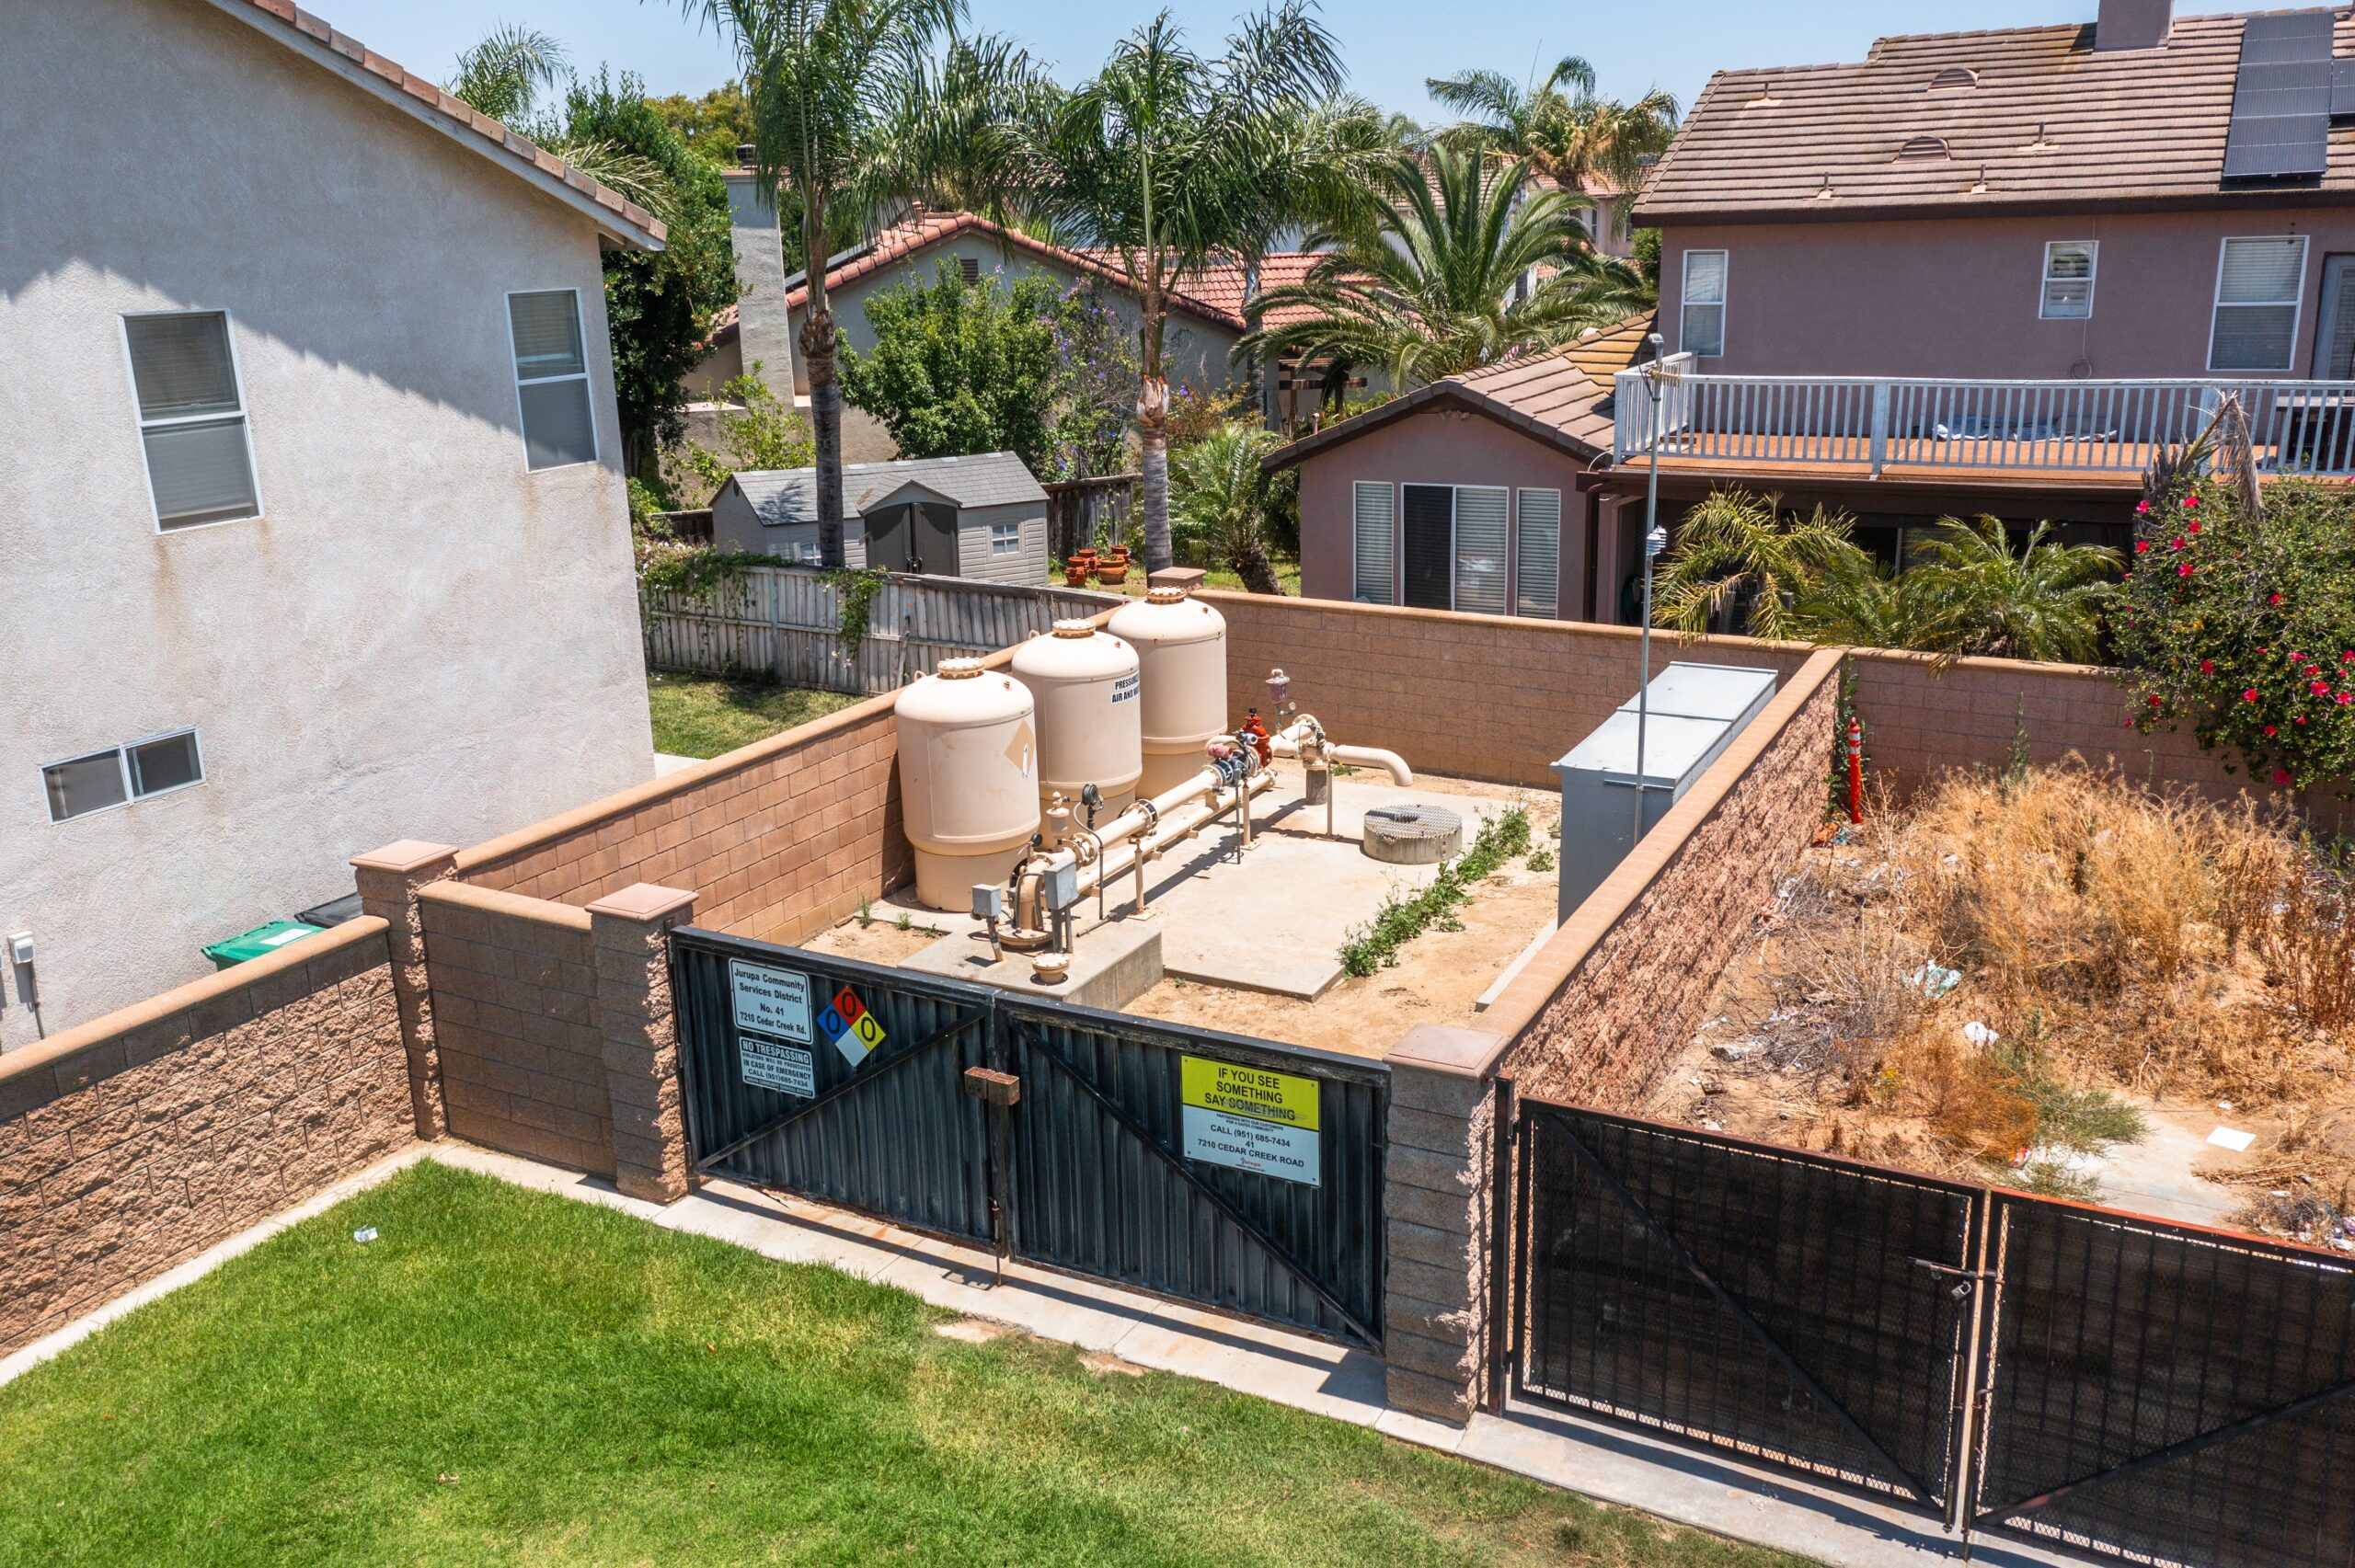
top-left (121, 311), bottom-right (259, 529)
top-left (1681, 249), bottom-right (1729, 358)
top-left (989, 520), bottom-right (1020, 555)
top-left (2040, 241), bottom-right (2097, 319)
top-left (1453, 486), bottom-right (1510, 616)
top-left (1350, 481), bottom-right (1395, 604)
top-left (2210, 236), bottom-right (2308, 372)
top-left (43, 730), bottom-right (203, 823)
top-left (507, 290), bottom-right (598, 470)
top-left (1515, 488), bottom-right (1562, 617)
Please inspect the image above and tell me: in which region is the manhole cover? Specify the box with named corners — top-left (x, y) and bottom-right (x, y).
top-left (1362, 804), bottom-right (1465, 865)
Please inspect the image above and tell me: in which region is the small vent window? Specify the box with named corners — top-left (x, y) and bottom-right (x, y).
top-left (1899, 135), bottom-right (1951, 161)
top-left (2041, 241), bottom-right (2098, 320)
top-left (959, 257), bottom-right (982, 285)
top-left (1930, 66), bottom-right (1980, 90)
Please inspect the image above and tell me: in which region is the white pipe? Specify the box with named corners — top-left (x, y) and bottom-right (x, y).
top-left (1267, 715), bottom-right (1413, 787)
top-left (1077, 770), bottom-right (1276, 900)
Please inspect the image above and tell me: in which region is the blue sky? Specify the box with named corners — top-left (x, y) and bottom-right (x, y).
top-left (319, 2), bottom-right (2255, 120)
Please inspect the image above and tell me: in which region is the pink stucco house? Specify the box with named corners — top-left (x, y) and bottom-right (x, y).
top-left (1278, 0), bottom-right (2355, 622)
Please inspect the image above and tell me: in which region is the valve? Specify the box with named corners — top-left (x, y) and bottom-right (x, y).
top-left (1239, 709), bottom-right (1273, 767)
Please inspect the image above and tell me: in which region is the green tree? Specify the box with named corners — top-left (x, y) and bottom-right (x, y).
top-left (1651, 488), bottom-right (1867, 643)
top-left (1427, 55), bottom-right (1678, 198)
top-left (1169, 421), bottom-right (1293, 593)
top-left (565, 70), bottom-right (740, 477)
top-left (668, 371), bottom-right (815, 503)
top-left (664, 0), bottom-right (1039, 569)
top-left (1041, 284), bottom-right (1143, 482)
top-left (646, 81), bottom-right (756, 165)
top-left (1017, 5), bottom-right (1349, 573)
top-left (1789, 548), bottom-right (1939, 653)
top-left (1237, 144), bottom-right (1648, 388)
top-left (1904, 516), bottom-right (2119, 663)
top-left (840, 259), bottom-right (1063, 466)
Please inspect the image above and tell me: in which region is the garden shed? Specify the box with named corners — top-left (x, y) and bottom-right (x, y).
top-left (710, 452), bottom-right (1050, 585)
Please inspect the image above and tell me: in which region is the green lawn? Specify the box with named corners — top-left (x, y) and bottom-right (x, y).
top-left (1053, 553), bottom-right (1303, 598)
top-left (648, 672), bottom-right (861, 759)
top-left (0, 1163), bottom-right (1815, 1568)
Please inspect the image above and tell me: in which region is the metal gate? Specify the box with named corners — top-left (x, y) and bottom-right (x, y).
top-left (671, 927), bottom-right (1388, 1345)
top-left (1505, 1094), bottom-right (2355, 1568)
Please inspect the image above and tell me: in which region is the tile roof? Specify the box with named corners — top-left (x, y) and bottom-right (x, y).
top-left (706, 211), bottom-right (1327, 345)
top-left (1636, 9), bottom-right (2355, 223)
top-left (729, 451), bottom-right (1047, 524)
top-left (1262, 312), bottom-right (1658, 472)
top-left (214, 0), bottom-right (664, 247)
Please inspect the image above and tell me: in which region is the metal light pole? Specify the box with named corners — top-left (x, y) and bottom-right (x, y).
top-left (1632, 334), bottom-right (1671, 845)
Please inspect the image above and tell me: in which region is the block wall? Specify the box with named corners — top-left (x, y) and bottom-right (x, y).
top-left (0, 921), bottom-right (410, 1355)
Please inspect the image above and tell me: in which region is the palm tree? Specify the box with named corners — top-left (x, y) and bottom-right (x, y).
top-left (665, 0), bottom-right (1035, 567)
top-left (1236, 144), bottom-right (1648, 387)
top-left (1791, 548), bottom-right (1942, 652)
top-left (1427, 56), bottom-right (1678, 199)
top-left (1018, 6), bottom-right (1348, 573)
top-left (1170, 422), bottom-right (1292, 593)
top-left (1651, 488), bottom-right (1867, 643)
top-left (447, 27), bottom-right (672, 216)
top-left (1902, 516), bottom-right (2120, 662)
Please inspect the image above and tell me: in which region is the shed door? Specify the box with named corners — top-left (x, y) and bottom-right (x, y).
top-left (864, 505), bottom-right (913, 572)
top-left (912, 503), bottom-right (959, 575)
top-left (1401, 485), bottom-right (1453, 611)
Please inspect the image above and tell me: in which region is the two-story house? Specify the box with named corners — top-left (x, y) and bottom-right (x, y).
top-left (1279, 0), bottom-right (2355, 621)
top-left (0, 0), bottom-right (664, 1048)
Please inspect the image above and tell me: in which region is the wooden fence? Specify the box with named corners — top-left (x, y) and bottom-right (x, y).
top-left (1042, 473), bottom-right (1138, 561)
top-left (642, 563), bottom-right (1119, 694)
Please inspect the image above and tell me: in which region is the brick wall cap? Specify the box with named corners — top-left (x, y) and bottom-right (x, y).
top-left (586, 884), bottom-right (698, 923)
top-left (418, 878), bottom-right (594, 932)
top-left (351, 840), bottom-right (461, 874)
top-left (1148, 567), bottom-right (1208, 590)
top-left (1390, 1024), bottom-right (1511, 1079)
top-left (1191, 589), bottom-right (1821, 655)
top-left (0, 916), bottom-right (390, 1095)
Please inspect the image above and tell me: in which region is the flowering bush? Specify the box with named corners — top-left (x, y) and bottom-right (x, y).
top-left (2117, 477), bottom-right (2355, 791)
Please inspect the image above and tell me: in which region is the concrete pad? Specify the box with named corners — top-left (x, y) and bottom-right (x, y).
top-left (1107, 1300), bottom-right (1390, 1425)
top-left (902, 916), bottom-right (1163, 1010)
top-left (670, 1178), bottom-right (912, 1279)
top-left (875, 1242), bottom-right (1148, 1352)
top-left (1141, 778), bottom-right (1515, 1000)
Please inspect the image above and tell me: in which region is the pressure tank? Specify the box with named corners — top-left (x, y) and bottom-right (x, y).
top-left (895, 658), bottom-right (1040, 911)
top-left (1010, 620), bottom-right (1143, 818)
top-left (1108, 586), bottom-right (1229, 796)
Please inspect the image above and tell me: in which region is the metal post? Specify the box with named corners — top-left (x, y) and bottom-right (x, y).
top-left (1635, 336), bottom-right (1670, 847)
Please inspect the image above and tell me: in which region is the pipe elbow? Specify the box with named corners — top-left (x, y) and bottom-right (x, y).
top-left (1335, 745), bottom-right (1412, 787)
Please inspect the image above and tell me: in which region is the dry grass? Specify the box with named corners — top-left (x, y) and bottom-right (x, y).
top-left (1696, 761), bottom-right (2352, 1207)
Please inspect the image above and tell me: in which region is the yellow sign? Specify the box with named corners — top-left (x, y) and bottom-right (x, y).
top-left (1180, 1057), bottom-right (1320, 1131)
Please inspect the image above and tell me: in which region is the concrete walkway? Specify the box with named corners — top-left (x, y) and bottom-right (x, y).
top-left (4, 1145), bottom-right (2084, 1568)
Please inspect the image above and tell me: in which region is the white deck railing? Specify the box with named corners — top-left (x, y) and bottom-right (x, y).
top-left (1612, 354), bottom-right (2355, 477)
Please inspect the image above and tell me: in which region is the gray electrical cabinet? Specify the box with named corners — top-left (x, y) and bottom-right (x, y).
top-left (1552, 662), bottom-right (1781, 921)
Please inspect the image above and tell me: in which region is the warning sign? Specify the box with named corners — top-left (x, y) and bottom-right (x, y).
top-left (1180, 1058), bottom-right (1320, 1130)
top-left (1180, 1056), bottom-right (1320, 1185)
top-left (741, 1034), bottom-right (816, 1098)
top-left (730, 959), bottom-right (811, 1043)
top-left (815, 984), bottom-right (888, 1068)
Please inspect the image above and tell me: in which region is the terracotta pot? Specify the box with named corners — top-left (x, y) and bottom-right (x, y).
top-left (1095, 560), bottom-right (1129, 585)
top-left (1063, 560), bottom-right (1094, 587)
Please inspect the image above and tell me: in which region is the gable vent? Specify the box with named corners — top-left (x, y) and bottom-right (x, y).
top-left (1899, 134), bottom-right (1952, 161)
top-left (1930, 66), bottom-right (1981, 90)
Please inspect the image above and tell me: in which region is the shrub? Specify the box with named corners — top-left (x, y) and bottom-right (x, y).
top-left (840, 259), bottom-right (1063, 469)
top-left (2117, 476), bottom-right (2355, 791)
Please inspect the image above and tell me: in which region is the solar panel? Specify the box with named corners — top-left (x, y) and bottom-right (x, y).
top-left (2331, 58), bottom-right (2355, 122)
top-left (2223, 9), bottom-right (2335, 183)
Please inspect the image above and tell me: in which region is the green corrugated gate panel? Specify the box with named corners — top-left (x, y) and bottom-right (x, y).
top-left (201, 919), bottom-right (324, 970)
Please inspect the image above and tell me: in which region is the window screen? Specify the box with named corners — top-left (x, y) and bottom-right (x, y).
top-left (123, 312), bottom-right (258, 528)
top-left (128, 731), bottom-right (202, 795)
top-left (1516, 488), bottom-right (1562, 617)
top-left (1453, 486), bottom-right (1509, 616)
top-left (1682, 249), bottom-right (1728, 358)
top-left (508, 290), bottom-right (598, 470)
top-left (2211, 236), bottom-right (2307, 372)
top-left (42, 729), bottom-right (202, 821)
top-left (1350, 481), bottom-right (1395, 603)
top-left (2040, 241), bottom-right (2097, 319)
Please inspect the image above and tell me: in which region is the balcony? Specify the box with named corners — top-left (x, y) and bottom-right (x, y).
top-left (1611, 354), bottom-right (2355, 486)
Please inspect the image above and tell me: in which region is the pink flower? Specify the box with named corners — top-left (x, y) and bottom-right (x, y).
top-left (2135, 540), bottom-right (2152, 554)
top-left (2135, 499), bottom-right (2153, 515)
top-left (2274, 770), bottom-right (2292, 786)
top-left (2200, 659), bottom-right (2216, 674)
top-left (2340, 693), bottom-right (2353, 705)
top-left (2178, 563), bottom-right (2195, 577)
top-left (2259, 646), bottom-right (2271, 655)
top-left (2297, 715), bottom-right (2309, 725)
top-left (2246, 688), bottom-right (2262, 702)
top-left (2271, 593), bottom-right (2285, 606)
top-left (2171, 536), bottom-right (2188, 551)
top-left (2188, 521), bottom-right (2202, 534)
top-left (2148, 693), bottom-right (2164, 707)
top-left (2315, 681), bottom-right (2334, 695)
top-left (2343, 652), bottom-right (2353, 663)
top-left (2265, 725), bottom-right (2279, 737)
top-left (2184, 494), bottom-right (2200, 509)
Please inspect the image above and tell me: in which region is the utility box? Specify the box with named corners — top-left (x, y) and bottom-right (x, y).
top-left (201, 919), bottom-right (324, 970)
top-left (1552, 662), bottom-right (1780, 921)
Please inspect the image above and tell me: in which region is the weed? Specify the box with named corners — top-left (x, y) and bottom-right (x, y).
top-left (1528, 848), bottom-right (1557, 873)
top-left (857, 896), bottom-right (874, 928)
top-left (895, 911), bottom-right (912, 933)
top-left (1338, 807), bottom-right (1530, 976)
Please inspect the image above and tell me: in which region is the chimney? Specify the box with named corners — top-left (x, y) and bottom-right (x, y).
top-left (718, 168), bottom-right (799, 403)
top-left (2095, 0), bottom-right (2171, 51)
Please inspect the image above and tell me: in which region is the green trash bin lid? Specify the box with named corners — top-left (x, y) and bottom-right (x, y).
top-left (201, 919), bottom-right (325, 969)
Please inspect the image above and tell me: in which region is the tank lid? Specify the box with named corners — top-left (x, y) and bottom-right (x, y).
top-left (1146, 586), bottom-right (1189, 605)
top-left (1051, 619), bottom-right (1097, 638)
top-left (936, 658), bottom-right (985, 680)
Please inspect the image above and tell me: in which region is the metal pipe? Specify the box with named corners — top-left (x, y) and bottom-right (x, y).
top-left (1267, 715), bottom-right (1414, 786)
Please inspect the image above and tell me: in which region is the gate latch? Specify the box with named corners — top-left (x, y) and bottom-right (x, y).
top-left (963, 1067), bottom-right (1021, 1106)
top-left (1912, 1257), bottom-right (1997, 1299)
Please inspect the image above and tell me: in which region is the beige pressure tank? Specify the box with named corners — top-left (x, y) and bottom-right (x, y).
top-left (895, 658), bottom-right (1040, 911)
top-left (1011, 621), bottom-right (1143, 819)
top-left (1108, 586), bottom-right (1229, 796)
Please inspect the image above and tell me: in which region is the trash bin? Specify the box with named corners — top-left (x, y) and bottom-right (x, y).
top-left (201, 919), bottom-right (325, 970)
top-left (294, 892), bottom-right (365, 928)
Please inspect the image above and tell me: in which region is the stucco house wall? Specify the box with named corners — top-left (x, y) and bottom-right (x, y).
top-left (1295, 415), bottom-right (1595, 618)
top-left (1659, 208), bottom-right (2355, 379)
top-left (0, 0), bottom-right (654, 1050)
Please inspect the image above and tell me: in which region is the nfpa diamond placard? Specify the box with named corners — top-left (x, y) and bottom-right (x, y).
top-left (817, 984), bottom-right (887, 1068)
